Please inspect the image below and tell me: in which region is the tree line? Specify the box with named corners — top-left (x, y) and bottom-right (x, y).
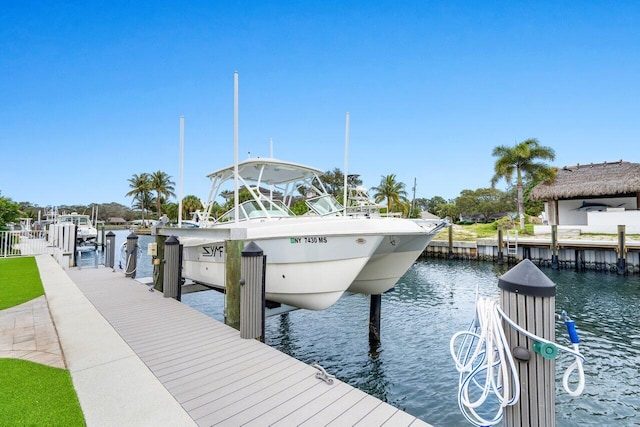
top-left (2, 138), bottom-right (554, 230)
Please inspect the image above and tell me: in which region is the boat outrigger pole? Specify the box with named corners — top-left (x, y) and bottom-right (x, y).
top-left (234, 71), bottom-right (239, 224)
top-left (343, 112), bottom-right (350, 216)
top-left (178, 115), bottom-right (184, 227)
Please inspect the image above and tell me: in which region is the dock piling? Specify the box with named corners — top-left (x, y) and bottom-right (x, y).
top-left (499, 259), bottom-right (557, 427)
top-left (369, 294), bottom-right (382, 345)
top-left (240, 242), bottom-right (266, 341)
top-left (125, 232), bottom-right (138, 278)
top-left (163, 236), bottom-right (181, 300)
top-left (73, 226), bottom-right (79, 267)
top-left (154, 235), bottom-right (167, 291)
top-left (105, 231), bottom-right (115, 270)
top-left (498, 227), bottom-right (504, 265)
top-left (225, 240), bottom-right (244, 330)
top-left (551, 225), bottom-right (559, 270)
top-left (617, 225), bottom-right (626, 275)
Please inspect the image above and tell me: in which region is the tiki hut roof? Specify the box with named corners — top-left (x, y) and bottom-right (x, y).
top-left (530, 161), bottom-right (640, 200)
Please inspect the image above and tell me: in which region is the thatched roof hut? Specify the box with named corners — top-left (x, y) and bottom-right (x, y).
top-left (530, 161), bottom-right (640, 200)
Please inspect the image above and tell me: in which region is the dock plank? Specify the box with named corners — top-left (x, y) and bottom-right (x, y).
top-left (192, 364), bottom-right (313, 424)
top-left (67, 267), bottom-right (432, 427)
top-left (299, 388), bottom-right (370, 426)
top-left (326, 394), bottom-right (383, 425)
top-left (268, 381), bottom-right (354, 426)
top-left (354, 401), bottom-right (401, 426)
top-left (179, 355), bottom-right (295, 405)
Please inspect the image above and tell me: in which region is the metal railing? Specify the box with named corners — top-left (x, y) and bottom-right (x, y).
top-left (0, 230), bottom-right (50, 257)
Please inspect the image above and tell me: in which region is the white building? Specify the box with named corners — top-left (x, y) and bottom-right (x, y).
top-left (530, 161), bottom-right (640, 234)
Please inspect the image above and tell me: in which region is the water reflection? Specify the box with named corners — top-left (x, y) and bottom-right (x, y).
top-left (271, 313), bottom-right (300, 357)
top-left (358, 342), bottom-right (390, 404)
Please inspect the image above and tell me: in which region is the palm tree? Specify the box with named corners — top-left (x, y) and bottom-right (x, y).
top-left (150, 171), bottom-right (176, 219)
top-left (491, 138), bottom-right (555, 230)
top-left (126, 173), bottom-right (152, 223)
top-left (181, 195), bottom-right (203, 220)
top-left (371, 174), bottom-right (408, 216)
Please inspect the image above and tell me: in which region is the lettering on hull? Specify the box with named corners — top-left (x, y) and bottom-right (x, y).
top-left (201, 245), bottom-right (224, 258)
top-left (289, 236), bottom-right (328, 244)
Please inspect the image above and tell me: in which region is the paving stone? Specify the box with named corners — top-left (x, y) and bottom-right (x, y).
top-left (0, 296), bottom-right (65, 368)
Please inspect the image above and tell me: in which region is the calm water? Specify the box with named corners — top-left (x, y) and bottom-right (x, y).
top-left (81, 232), bottom-right (640, 426)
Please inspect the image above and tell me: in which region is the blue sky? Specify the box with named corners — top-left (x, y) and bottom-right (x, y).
top-left (2, 1), bottom-right (639, 208)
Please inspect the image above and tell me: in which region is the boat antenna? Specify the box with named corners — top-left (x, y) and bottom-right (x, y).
top-left (178, 115), bottom-right (184, 227)
top-left (343, 112), bottom-right (350, 215)
top-left (410, 177), bottom-right (416, 218)
top-left (269, 138), bottom-right (274, 199)
top-left (234, 71), bottom-right (239, 223)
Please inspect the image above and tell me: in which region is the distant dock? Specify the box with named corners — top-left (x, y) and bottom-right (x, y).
top-left (40, 256), bottom-right (431, 426)
top-left (424, 235), bottom-right (640, 274)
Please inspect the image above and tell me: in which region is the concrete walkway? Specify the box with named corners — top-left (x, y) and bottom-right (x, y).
top-left (34, 254), bottom-right (196, 426)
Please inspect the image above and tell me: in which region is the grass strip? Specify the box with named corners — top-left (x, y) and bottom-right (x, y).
top-left (0, 359), bottom-right (85, 426)
top-left (0, 257), bottom-right (44, 310)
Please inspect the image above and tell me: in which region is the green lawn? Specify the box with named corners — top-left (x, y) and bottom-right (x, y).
top-left (434, 223), bottom-right (535, 241)
top-left (0, 257), bottom-right (44, 310)
top-left (0, 257), bottom-right (86, 426)
top-left (0, 359), bottom-right (85, 426)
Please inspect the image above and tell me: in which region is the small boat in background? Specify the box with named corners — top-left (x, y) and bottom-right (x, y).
top-left (56, 212), bottom-right (98, 245)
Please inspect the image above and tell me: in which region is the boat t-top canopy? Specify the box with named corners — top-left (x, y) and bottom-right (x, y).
top-left (206, 158), bottom-right (324, 186)
top-left (200, 157), bottom-right (332, 223)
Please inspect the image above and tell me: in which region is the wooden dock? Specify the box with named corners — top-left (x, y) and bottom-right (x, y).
top-left (67, 266), bottom-right (431, 426)
top-left (424, 236), bottom-right (640, 273)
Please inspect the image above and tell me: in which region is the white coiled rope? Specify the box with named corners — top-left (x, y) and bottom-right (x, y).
top-left (450, 297), bottom-right (586, 426)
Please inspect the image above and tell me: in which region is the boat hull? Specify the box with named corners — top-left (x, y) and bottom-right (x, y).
top-left (77, 227), bottom-right (98, 243)
top-left (348, 232), bottom-right (435, 294)
top-left (181, 233), bottom-right (383, 310)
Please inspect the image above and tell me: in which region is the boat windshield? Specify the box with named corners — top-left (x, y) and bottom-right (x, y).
top-left (59, 216), bottom-right (90, 226)
top-left (306, 195), bottom-right (343, 216)
top-left (217, 199), bottom-right (294, 223)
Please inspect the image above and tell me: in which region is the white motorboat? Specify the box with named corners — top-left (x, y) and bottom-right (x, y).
top-left (56, 212), bottom-right (98, 244)
top-left (177, 158), bottom-right (383, 310)
top-left (169, 157), bottom-right (445, 310)
top-left (162, 73), bottom-right (446, 309)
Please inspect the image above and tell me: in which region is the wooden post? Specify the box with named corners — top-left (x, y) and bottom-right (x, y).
top-left (369, 294), bottom-right (382, 345)
top-left (575, 249), bottom-right (586, 271)
top-left (163, 236), bottom-right (181, 299)
top-left (105, 231), bottom-right (116, 270)
top-left (448, 224), bottom-right (454, 259)
top-left (225, 240), bottom-right (244, 330)
top-left (498, 226), bottom-right (504, 265)
top-left (72, 225), bottom-right (78, 267)
top-left (154, 235), bottom-right (167, 292)
top-left (125, 232), bottom-right (138, 278)
top-left (499, 259), bottom-right (557, 427)
top-left (551, 224), bottom-right (559, 270)
top-left (240, 242), bottom-right (266, 341)
top-left (617, 225), bottom-right (626, 275)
